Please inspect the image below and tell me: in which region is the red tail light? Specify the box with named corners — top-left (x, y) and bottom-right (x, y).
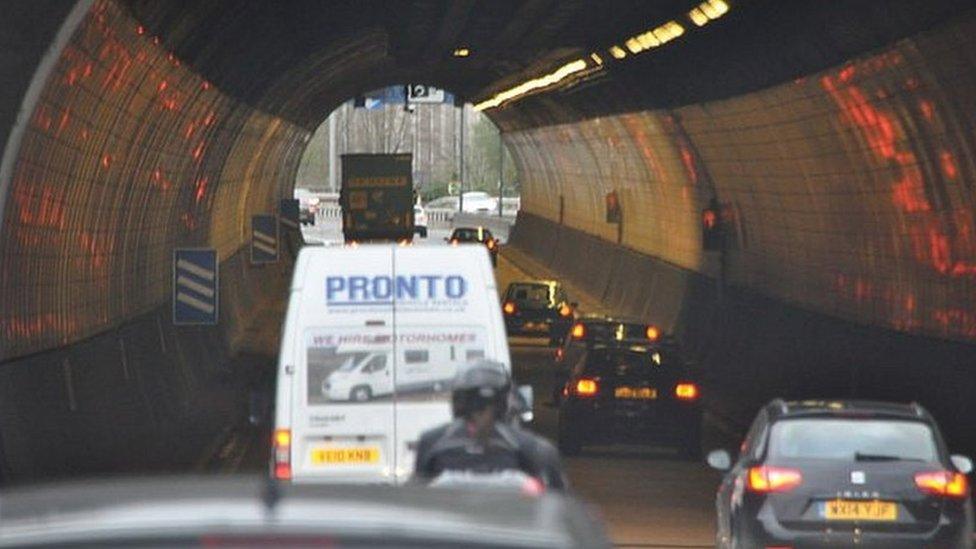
top-left (273, 428), bottom-right (292, 480)
top-left (915, 471), bottom-right (970, 498)
top-left (646, 325), bottom-right (661, 341)
top-left (559, 304), bottom-right (573, 317)
top-left (674, 382), bottom-right (699, 400)
top-left (570, 323), bottom-right (586, 339)
top-left (747, 466), bottom-right (802, 493)
top-left (575, 378), bottom-right (599, 396)
top-left (554, 348), bottom-right (564, 361)
top-left (503, 301), bottom-right (516, 315)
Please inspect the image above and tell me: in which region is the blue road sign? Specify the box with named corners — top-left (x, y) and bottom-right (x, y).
top-left (173, 248), bottom-right (218, 325)
top-left (251, 214), bottom-right (279, 264)
top-left (279, 198), bottom-right (300, 230)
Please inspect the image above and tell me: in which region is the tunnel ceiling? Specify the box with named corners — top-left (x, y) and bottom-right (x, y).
top-left (123, 0), bottom-right (973, 132)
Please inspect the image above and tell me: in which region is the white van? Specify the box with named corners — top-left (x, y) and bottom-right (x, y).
top-left (273, 244), bottom-right (510, 484)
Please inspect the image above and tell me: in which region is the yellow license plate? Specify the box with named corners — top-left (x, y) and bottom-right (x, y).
top-left (614, 386), bottom-right (657, 399)
top-left (311, 447), bottom-right (380, 464)
top-left (824, 500), bottom-right (897, 521)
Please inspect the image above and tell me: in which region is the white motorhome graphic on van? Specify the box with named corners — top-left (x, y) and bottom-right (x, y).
top-left (309, 328), bottom-right (486, 403)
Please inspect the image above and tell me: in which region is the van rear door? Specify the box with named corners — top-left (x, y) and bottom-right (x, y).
top-left (292, 246), bottom-right (396, 483)
top-left (390, 245), bottom-right (507, 481)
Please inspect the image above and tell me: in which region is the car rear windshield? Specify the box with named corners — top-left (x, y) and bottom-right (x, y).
top-left (768, 418), bottom-right (938, 462)
top-left (452, 228), bottom-right (490, 241)
top-left (507, 283), bottom-right (551, 305)
top-left (582, 322), bottom-right (648, 341)
top-left (584, 348), bottom-right (678, 376)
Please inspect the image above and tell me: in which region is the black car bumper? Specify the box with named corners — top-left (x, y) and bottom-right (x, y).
top-left (504, 316), bottom-right (571, 338)
top-left (734, 500), bottom-right (974, 549)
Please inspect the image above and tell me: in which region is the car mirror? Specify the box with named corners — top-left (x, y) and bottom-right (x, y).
top-left (707, 449), bottom-right (732, 471)
top-left (950, 454), bottom-right (973, 475)
top-left (517, 385), bottom-right (534, 423)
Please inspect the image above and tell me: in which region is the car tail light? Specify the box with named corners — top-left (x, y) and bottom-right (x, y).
top-left (746, 465), bottom-right (803, 493)
top-left (450, 239), bottom-right (459, 246)
top-left (486, 239), bottom-right (496, 250)
top-left (570, 323), bottom-right (586, 339)
top-left (747, 466), bottom-right (802, 493)
top-left (915, 471), bottom-right (970, 498)
top-left (674, 382), bottom-right (699, 400)
top-left (273, 428), bottom-right (292, 480)
top-left (559, 304), bottom-right (573, 317)
top-left (575, 378), bottom-right (598, 396)
top-left (554, 348), bottom-right (564, 361)
top-left (503, 302), bottom-right (516, 315)
top-left (646, 325), bottom-right (660, 341)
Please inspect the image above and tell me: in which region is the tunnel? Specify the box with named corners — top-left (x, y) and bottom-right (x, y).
top-left (1, 0), bottom-right (976, 484)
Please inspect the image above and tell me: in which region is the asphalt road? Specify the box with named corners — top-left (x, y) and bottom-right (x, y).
top-left (214, 219), bottom-right (720, 548)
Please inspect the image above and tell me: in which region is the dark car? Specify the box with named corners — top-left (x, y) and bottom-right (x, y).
top-left (557, 342), bottom-right (702, 458)
top-left (448, 226), bottom-right (499, 266)
top-left (0, 475), bottom-right (612, 548)
top-left (501, 280), bottom-right (576, 344)
top-left (707, 399), bottom-right (974, 549)
top-left (551, 316), bottom-right (668, 403)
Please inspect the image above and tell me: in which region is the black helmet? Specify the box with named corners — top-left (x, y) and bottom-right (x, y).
top-left (451, 360), bottom-right (511, 419)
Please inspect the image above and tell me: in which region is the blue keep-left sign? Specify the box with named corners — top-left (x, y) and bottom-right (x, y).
top-left (251, 214), bottom-right (279, 264)
top-left (279, 198), bottom-right (300, 230)
top-left (173, 248), bottom-right (218, 325)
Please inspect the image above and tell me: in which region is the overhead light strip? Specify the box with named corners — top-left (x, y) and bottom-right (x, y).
top-left (473, 59), bottom-right (590, 112)
top-left (473, 0), bottom-right (732, 112)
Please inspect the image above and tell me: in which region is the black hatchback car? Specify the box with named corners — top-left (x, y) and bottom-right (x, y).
top-left (557, 343), bottom-right (702, 458)
top-left (708, 399), bottom-right (974, 548)
top-left (551, 316), bottom-right (666, 403)
top-left (448, 226), bottom-right (499, 266)
top-left (502, 280), bottom-right (576, 344)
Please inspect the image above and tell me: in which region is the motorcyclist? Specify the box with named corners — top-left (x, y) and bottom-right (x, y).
top-left (413, 360), bottom-right (567, 490)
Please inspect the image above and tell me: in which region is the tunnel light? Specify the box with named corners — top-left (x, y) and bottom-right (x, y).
top-left (472, 58), bottom-right (590, 111)
top-left (608, 45), bottom-right (627, 59)
top-left (690, 0), bottom-right (730, 27)
top-left (453, 47), bottom-right (470, 57)
top-left (625, 38), bottom-right (643, 54)
top-left (589, 52), bottom-right (603, 65)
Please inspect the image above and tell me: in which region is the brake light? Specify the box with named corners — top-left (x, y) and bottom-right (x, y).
top-left (503, 302), bottom-right (516, 315)
top-left (570, 323), bottom-right (586, 339)
top-left (675, 382), bottom-right (699, 400)
top-left (559, 304), bottom-right (573, 317)
top-left (646, 325), bottom-right (660, 341)
top-left (747, 466), bottom-right (802, 493)
top-left (575, 378), bottom-right (598, 396)
top-left (915, 471), bottom-right (970, 498)
top-left (273, 428), bottom-right (292, 480)
top-left (554, 348), bottom-right (564, 361)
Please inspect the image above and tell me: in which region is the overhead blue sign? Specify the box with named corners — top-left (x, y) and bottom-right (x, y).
top-left (279, 198), bottom-right (300, 230)
top-left (173, 248), bottom-right (218, 325)
top-left (251, 214), bottom-right (279, 264)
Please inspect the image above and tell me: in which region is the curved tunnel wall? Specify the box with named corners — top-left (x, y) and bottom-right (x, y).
top-left (506, 10), bottom-right (976, 344)
top-left (0, 0), bottom-right (309, 361)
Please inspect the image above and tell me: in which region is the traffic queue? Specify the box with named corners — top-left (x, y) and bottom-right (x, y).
top-left (266, 223), bottom-right (973, 548)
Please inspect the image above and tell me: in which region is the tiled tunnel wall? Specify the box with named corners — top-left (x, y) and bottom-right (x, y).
top-left (0, 0), bottom-right (309, 361)
top-left (507, 10), bottom-right (976, 344)
top-left (3, 0), bottom-right (976, 478)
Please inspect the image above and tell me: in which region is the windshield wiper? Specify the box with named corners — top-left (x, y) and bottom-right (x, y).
top-left (854, 452), bottom-right (923, 462)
